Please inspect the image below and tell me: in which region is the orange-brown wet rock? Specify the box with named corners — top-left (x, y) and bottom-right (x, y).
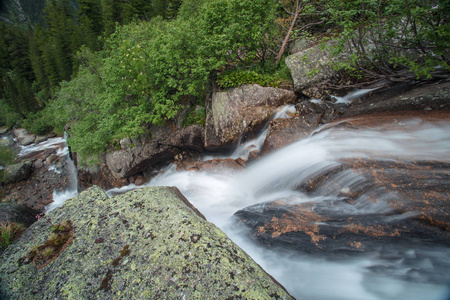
top-left (234, 157), bottom-right (450, 255)
top-left (177, 158), bottom-right (246, 172)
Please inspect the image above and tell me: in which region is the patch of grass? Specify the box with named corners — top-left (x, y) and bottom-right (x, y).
top-left (0, 221), bottom-right (25, 250)
top-left (0, 145), bottom-right (16, 168)
top-left (24, 219), bottom-right (74, 269)
top-left (217, 60), bottom-right (293, 90)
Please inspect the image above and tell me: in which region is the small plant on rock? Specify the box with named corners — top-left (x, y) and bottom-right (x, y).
top-left (24, 215), bottom-right (74, 269)
top-left (0, 221), bottom-right (25, 250)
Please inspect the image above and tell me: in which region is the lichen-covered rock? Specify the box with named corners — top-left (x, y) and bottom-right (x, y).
top-left (205, 84), bottom-right (296, 150)
top-left (285, 39), bottom-right (347, 94)
top-left (0, 186), bottom-right (293, 300)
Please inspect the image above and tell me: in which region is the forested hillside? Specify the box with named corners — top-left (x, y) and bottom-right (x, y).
top-left (0, 0), bottom-right (448, 162)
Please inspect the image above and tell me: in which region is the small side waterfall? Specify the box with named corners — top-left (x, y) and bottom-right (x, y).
top-left (45, 135), bottom-right (78, 213)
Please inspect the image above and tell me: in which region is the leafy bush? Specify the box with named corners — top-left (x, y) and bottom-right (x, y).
top-left (0, 145), bottom-right (16, 167)
top-left (199, 0), bottom-right (278, 68)
top-left (23, 0), bottom-right (282, 160)
top-left (22, 110), bottom-right (54, 135)
top-left (183, 106), bottom-right (206, 127)
top-left (217, 60), bottom-right (292, 89)
top-left (217, 70), bottom-right (281, 89)
top-left (326, 0), bottom-right (450, 80)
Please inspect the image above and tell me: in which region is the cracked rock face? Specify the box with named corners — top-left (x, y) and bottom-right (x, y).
top-left (0, 186), bottom-right (293, 300)
top-left (205, 84), bottom-right (296, 150)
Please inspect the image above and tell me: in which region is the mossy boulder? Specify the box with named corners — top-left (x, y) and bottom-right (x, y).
top-left (285, 39), bottom-right (347, 95)
top-left (0, 186), bottom-right (293, 299)
top-left (1, 161), bottom-right (32, 183)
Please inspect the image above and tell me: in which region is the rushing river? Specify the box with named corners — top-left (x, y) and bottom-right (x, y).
top-left (105, 114), bottom-right (450, 300)
top-left (43, 103), bottom-right (450, 299)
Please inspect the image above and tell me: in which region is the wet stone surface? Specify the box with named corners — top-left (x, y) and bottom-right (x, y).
top-left (233, 157), bottom-right (450, 284)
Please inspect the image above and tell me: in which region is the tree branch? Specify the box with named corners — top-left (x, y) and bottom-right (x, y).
top-left (276, 0), bottom-right (302, 61)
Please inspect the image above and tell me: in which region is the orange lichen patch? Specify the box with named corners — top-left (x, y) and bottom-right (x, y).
top-left (256, 203), bottom-right (327, 246)
top-left (348, 241), bottom-right (364, 249)
top-left (340, 223), bottom-right (403, 238)
top-left (418, 216), bottom-right (450, 231)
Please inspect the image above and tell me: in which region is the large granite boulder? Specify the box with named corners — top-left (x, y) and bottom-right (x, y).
top-left (261, 113), bottom-right (321, 154)
top-left (1, 161), bottom-right (32, 183)
top-left (205, 84), bottom-right (296, 150)
top-left (13, 128), bottom-right (36, 146)
top-left (103, 125), bottom-right (204, 180)
top-left (286, 39), bottom-right (347, 95)
top-left (77, 160), bottom-right (129, 192)
top-left (0, 186), bottom-right (293, 299)
top-left (0, 203), bottom-right (41, 227)
top-left (105, 141), bottom-right (178, 179)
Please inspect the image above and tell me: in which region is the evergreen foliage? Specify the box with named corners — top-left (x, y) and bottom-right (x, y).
top-left (0, 0), bottom-right (448, 160)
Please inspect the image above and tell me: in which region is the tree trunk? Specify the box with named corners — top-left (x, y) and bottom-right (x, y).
top-left (276, 0), bottom-right (301, 62)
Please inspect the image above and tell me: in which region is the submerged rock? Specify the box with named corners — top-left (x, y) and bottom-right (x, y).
top-left (0, 186), bottom-right (293, 299)
top-left (234, 158), bottom-right (450, 255)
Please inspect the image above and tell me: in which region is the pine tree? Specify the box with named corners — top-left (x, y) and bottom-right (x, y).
top-left (102, 0), bottom-right (122, 36)
top-left (122, 0), bottom-right (154, 23)
top-left (78, 0), bottom-right (103, 50)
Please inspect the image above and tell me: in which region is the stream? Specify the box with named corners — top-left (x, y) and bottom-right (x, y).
top-left (44, 105), bottom-right (450, 299)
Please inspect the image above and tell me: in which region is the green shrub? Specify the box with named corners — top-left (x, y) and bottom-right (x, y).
top-left (0, 99), bottom-right (23, 128)
top-left (0, 145), bottom-right (16, 167)
top-left (217, 70), bottom-right (281, 89)
top-left (183, 106), bottom-right (206, 127)
top-left (22, 110), bottom-right (54, 135)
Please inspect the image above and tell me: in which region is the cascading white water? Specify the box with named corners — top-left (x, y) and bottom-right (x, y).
top-left (108, 117), bottom-right (450, 300)
top-left (331, 88), bottom-right (378, 104)
top-left (32, 136), bottom-right (78, 213)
